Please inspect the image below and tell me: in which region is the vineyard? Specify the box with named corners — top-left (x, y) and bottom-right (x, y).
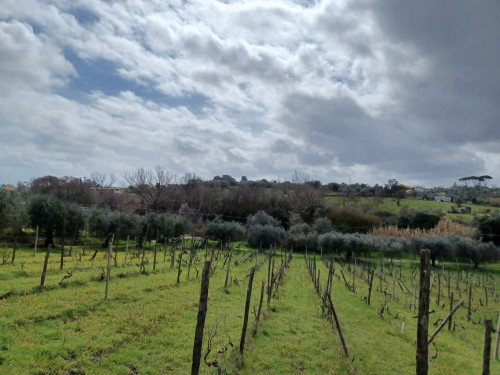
top-left (0, 239), bottom-right (499, 374)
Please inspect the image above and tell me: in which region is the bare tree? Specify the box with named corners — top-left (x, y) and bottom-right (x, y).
top-left (285, 170), bottom-right (324, 223)
top-left (124, 166), bottom-right (175, 209)
top-left (91, 172), bottom-right (117, 188)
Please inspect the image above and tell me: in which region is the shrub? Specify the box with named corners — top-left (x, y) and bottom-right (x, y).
top-left (313, 218), bottom-right (332, 234)
top-left (397, 211), bottom-right (440, 230)
top-left (246, 224), bottom-right (285, 249)
top-left (326, 206), bottom-right (378, 233)
top-left (205, 220), bottom-right (245, 243)
top-left (474, 213), bottom-right (500, 244)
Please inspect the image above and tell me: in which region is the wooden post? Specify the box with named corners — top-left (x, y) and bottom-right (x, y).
top-left (34, 225), bottom-right (39, 257)
top-left (448, 292), bottom-right (454, 332)
top-left (224, 247), bottom-right (233, 289)
top-left (177, 251), bottom-right (183, 284)
top-left (191, 261), bottom-right (211, 375)
top-left (428, 300), bottom-right (463, 344)
top-left (327, 293), bottom-right (349, 357)
top-left (483, 319), bottom-right (493, 375)
top-left (60, 220), bottom-right (66, 270)
top-left (267, 251), bottom-right (272, 306)
top-left (40, 244), bottom-right (52, 287)
top-left (368, 269), bottom-right (375, 305)
top-left (104, 234), bottom-right (114, 300)
top-left (416, 249), bottom-right (431, 375)
top-left (468, 282), bottom-right (473, 322)
top-left (240, 266), bottom-right (256, 355)
top-left (153, 230), bottom-right (158, 271)
top-left (124, 235), bottom-right (129, 266)
top-left (494, 312), bottom-right (500, 361)
top-left (437, 271), bottom-right (441, 305)
top-left (187, 248), bottom-right (193, 280)
top-left (256, 279), bottom-right (265, 323)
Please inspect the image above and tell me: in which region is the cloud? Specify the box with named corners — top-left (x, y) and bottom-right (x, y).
top-left (0, 0), bottom-right (499, 187)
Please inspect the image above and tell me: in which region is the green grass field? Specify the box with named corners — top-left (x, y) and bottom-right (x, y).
top-left (324, 196), bottom-right (500, 222)
top-left (0, 243), bottom-right (499, 374)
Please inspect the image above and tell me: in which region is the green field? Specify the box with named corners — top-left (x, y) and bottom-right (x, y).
top-left (324, 196), bottom-right (500, 222)
top-left (1, 243), bottom-right (499, 374)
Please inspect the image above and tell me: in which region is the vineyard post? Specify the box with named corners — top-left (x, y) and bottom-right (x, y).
top-left (187, 247), bottom-right (193, 280)
top-left (437, 271), bottom-right (441, 305)
top-left (104, 234), bottom-right (114, 300)
top-left (256, 279), bottom-right (265, 323)
top-left (224, 247), bottom-right (233, 289)
top-left (483, 319), bottom-right (493, 375)
top-left (60, 219), bottom-right (66, 270)
top-left (267, 251), bottom-right (272, 306)
top-left (327, 292), bottom-right (349, 357)
top-left (153, 230), bottom-right (158, 271)
top-left (468, 282), bottom-right (473, 322)
top-left (240, 266), bottom-right (256, 355)
top-left (40, 244), bottom-right (52, 287)
top-left (191, 260), bottom-right (211, 375)
top-left (448, 292), bottom-right (454, 332)
top-left (177, 251), bottom-right (183, 284)
top-left (34, 225), bottom-right (39, 257)
top-left (124, 235), bottom-right (129, 266)
top-left (416, 249), bottom-right (431, 375)
top-left (368, 268), bottom-right (375, 305)
top-left (494, 312), bottom-right (500, 361)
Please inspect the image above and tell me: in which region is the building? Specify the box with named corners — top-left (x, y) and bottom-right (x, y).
top-left (434, 195), bottom-right (453, 202)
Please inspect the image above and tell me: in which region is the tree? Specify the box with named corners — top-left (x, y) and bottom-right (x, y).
top-left (124, 166), bottom-right (175, 209)
top-left (205, 220), bottom-right (245, 244)
top-left (27, 195), bottom-right (85, 247)
top-left (246, 211), bottom-right (285, 248)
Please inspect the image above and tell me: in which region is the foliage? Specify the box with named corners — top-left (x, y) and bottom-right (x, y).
top-left (474, 213), bottom-right (500, 244)
top-left (397, 210), bottom-right (441, 230)
top-left (313, 217), bottom-right (332, 234)
top-left (28, 195), bottom-right (65, 246)
top-left (205, 220), bottom-right (245, 243)
top-left (286, 223), bottom-right (318, 252)
top-left (326, 205), bottom-right (378, 233)
top-left (245, 211), bottom-right (285, 248)
top-left (0, 190), bottom-right (29, 236)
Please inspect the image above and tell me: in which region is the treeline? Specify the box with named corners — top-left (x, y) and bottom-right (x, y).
top-left (1, 188), bottom-right (498, 268)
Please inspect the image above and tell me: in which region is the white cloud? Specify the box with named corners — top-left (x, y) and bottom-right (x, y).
top-left (1, 0), bottom-right (499, 186)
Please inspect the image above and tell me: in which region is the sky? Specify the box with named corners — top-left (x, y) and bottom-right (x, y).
top-left (1, 0), bottom-right (499, 188)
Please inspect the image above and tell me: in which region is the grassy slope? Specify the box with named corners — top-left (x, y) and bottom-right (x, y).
top-left (1, 246), bottom-right (499, 374)
top-left (324, 196), bottom-right (500, 222)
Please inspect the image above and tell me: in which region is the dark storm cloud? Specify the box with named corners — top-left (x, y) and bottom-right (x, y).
top-left (1, 0), bottom-right (499, 186)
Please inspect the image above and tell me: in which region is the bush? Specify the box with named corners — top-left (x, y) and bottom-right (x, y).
top-left (205, 220), bottom-right (245, 243)
top-left (397, 211), bottom-right (440, 230)
top-left (246, 211), bottom-right (285, 248)
top-left (474, 213), bottom-right (500, 244)
top-left (326, 206), bottom-right (378, 233)
top-left (287, 223), bottom-right (317, 252)
top-left (246, 224), bottom-right (285, 249)
top-left (313, 218), bottom-right (332, 234)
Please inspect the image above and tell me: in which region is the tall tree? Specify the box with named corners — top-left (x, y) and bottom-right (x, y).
top-left (124, 166), bottom-right (175, 209)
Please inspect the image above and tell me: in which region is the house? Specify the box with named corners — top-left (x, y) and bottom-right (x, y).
top-left (457, 206), bottom-right (471, 214)
top-left (1, 184), bottom-right (16, 191)
top-left (434, 195), bottom-right (453, 202)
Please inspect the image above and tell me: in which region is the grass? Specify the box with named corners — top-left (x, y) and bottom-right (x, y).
top-left (0, 243), bottom-right (499, 374)
top-left (324, 196), bottom-right (500, 222)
